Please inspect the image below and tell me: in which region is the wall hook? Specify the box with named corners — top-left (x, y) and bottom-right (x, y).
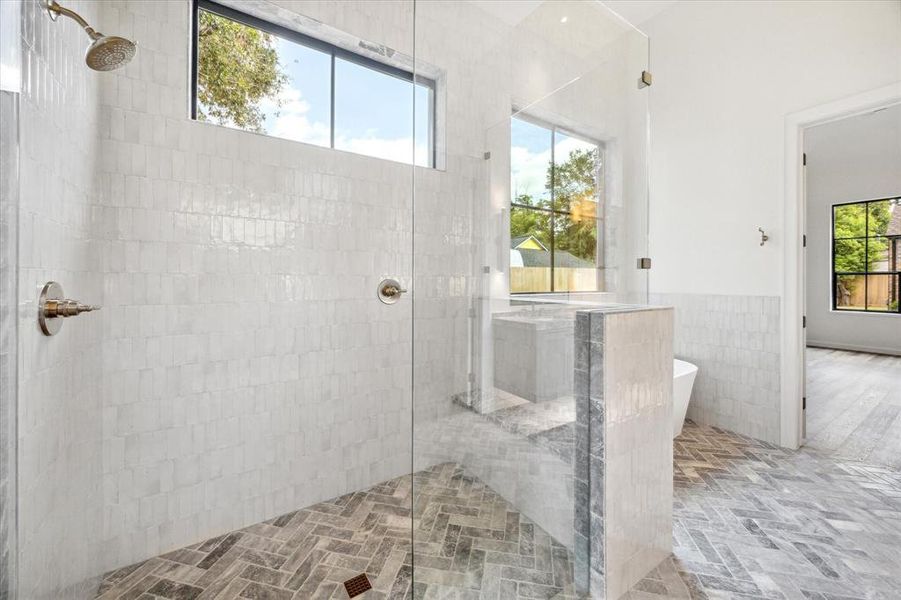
top-left (758, 227), bottom-right (769, 246)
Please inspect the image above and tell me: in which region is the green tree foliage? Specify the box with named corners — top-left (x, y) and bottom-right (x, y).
top-left (551, 148), bottom-right (598, 261)
top-left (833, 201), bottom-right (891, 273)
top-left (510, 148), bottom-right (599, 262)
top-left (197, 11), bottom-right (288, 131)
top-left (511, 202), bottom-right (551, 246)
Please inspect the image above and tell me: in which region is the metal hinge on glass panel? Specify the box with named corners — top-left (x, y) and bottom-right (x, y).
top-left (637, 257), bottom-right (652, 269)
top-left (639, 70), bottom-right (652, 88)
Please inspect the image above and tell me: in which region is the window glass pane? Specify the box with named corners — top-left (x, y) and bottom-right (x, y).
top-left (835, 274), bottom-right (865, 310)
top-left (833, 203), bottom-right (867, 238)
top-left (197, 9), bottom-right (331, 146)
top-left (511, 117), bottom-right (552, 208)
top-left (867, 200), bottom-right (892, 236)
top-left (334, 57), bottom-right (416, 165)
top-left (553, 212), bottom-right (598, 292)
top-left (868, 237), bottom-right (892, 273)
top-left (866, 274), bottom-right (897, 311)
top-left (834, 239), bottom-right (866, 273)
top-left (510, 206), bottom-right (552, 293)
top-left (552, 131), bottom-right (599, 212)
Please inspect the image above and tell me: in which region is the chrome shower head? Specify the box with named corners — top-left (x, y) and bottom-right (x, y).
top-left (85, 35), bottom-right (137, 72)
top-left (45, 0), bottom-right (136, 72)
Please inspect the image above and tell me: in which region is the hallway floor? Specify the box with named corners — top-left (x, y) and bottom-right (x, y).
top-left (805, 347), bottom-right (901, 468)
top-left (96, 421), bottom-right (901, 600)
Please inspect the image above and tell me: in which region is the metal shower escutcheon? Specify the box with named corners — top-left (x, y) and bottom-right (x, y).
top-left (377, 279), bottom-right (407, 304)
top-left (38, 281), bottom-right (101, 336)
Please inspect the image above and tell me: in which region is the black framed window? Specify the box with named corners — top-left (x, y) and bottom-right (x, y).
top-left (191, 0), bottom-right (435, 167)
top-left (509, 115), bottom-right (602, 293)
top-left (832, 197), bottom-right (901, 313)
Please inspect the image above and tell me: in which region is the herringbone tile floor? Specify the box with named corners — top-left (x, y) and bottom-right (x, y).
top-left (96, 423), bottom-right (901, 600)
top-left (95, 462), bottom-right (580, 600)
top-left (627, 423), bottom-right (901, 600)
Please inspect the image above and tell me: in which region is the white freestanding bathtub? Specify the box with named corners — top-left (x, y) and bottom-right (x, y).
top-left (673, 359), bottom-right (698, 438)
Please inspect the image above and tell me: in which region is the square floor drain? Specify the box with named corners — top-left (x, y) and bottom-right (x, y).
top-left (343, 573), bottom-right (372, 598)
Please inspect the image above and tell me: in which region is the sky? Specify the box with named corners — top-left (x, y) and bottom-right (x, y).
top-left (256, 37), bottom-right (431, 167)
top-left (511, 116), bottom-right (598, 204)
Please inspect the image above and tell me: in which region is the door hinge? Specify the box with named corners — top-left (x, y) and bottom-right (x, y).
top-left (803, 315), bottom-right (806, 328)
top-left (802, 152), bottom-right (807, 166)
top-left (639, 71), bottom-right (652, 88)
top-left (802, 396), bottom-right (806, 410)
top-left (803, 234), bottom-right (807, 247)
top-left (637, 257), bottom-right (652, 269)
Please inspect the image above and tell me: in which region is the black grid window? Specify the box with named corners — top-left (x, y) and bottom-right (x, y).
top-left (191, 0), bottom-right (436, 168)
top-left (509, 115), bottom-right (602, 294)
top-left (831, 197), bottom-right (900, 313)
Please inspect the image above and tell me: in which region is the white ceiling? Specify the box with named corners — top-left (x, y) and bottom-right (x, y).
top-left (600, 1), bottom-right (678, 29)
top-left (466, 0), bottom-right (678, 30)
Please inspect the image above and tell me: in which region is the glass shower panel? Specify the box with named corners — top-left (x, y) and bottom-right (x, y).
top-left (8, 1), bottom-right (418, 598)
top-left (413, 1), bottom-right (649, 597)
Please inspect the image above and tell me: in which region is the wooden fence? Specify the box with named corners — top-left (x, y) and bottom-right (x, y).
top-left (510, 267), bottom-right (598, 293)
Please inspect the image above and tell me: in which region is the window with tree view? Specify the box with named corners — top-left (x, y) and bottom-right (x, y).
top-left (832, 197), bottom-right (901, 313)
top-left (510, 116), bottom-right (602, 293)
top-left (193, 0), bottom-right (434, 167)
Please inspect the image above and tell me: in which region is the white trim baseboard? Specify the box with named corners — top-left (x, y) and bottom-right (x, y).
top-left (806, 341), bottom-right (901, 357)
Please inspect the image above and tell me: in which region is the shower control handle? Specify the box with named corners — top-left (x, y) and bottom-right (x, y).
top-left (38, 281), bottom-right (101, 336)
top-left (43, 298), bottom-right (101, 318)
top-left (377, 279), bottom-right (407, 304)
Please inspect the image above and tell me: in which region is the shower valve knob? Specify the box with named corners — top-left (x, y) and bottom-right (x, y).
top-left (38, 281), bottom-right (101, 336)
top-left (377, 279), bottom-right (407, 304)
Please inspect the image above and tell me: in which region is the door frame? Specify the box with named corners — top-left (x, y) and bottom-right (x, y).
top-left (781, 82), bottom-right (901, 449)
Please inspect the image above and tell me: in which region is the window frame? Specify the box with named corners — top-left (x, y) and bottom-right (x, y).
top-left (831, 196), bottom-right (901, 314)
top-left (509, 113), bottom-right (604, 294)
top-left (191, 0), bottom-right (437, 168)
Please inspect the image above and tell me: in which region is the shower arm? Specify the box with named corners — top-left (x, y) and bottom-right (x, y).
top-left (45, 0), bottom-right (102, 40)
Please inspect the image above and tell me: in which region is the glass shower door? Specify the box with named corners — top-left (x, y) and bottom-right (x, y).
top-left (5, 1), bottom-right (420, 598)
top-left (412, 1), bottom-right (649, 597)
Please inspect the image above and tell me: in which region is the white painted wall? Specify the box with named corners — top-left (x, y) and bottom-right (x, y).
top-left (804, 105), bottom-right (901, 355)
top-left (641, 0), bottom-right (901, 443)
top-left (644, 0), bottom-right (901, 296)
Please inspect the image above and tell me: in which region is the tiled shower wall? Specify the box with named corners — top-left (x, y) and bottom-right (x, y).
top-left (93, 0), bottom-right (514, 573)
top-left (650, 293), bottom-right (782, 443)
top-left (15, 0), bottom-right (106, 598)
top-left (94, 0), bottom-right (425, 570)
top-left (0, 90), bottom-right (18, 600)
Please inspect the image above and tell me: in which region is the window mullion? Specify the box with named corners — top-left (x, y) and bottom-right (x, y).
top-left (329, 53), bottom-right (336, 150)
top-left (550, 127), bottom-right (556, 292)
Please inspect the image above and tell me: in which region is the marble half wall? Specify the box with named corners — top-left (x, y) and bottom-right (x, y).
top-left (574, 306), bottom-right (673, 599)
